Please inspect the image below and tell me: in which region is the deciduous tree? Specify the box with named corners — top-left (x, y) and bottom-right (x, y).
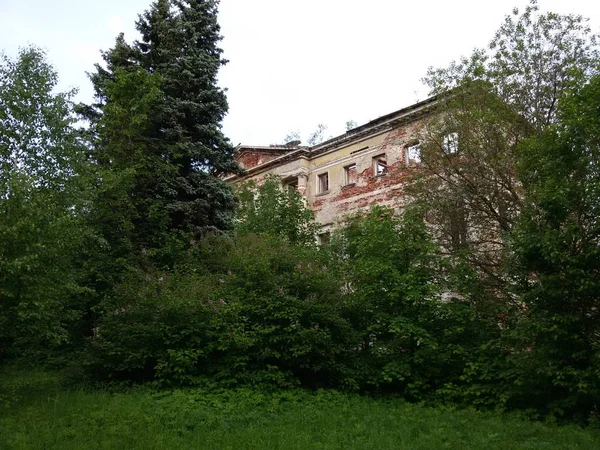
top-left (413, 1), bottom-right (599, 295)
top-left (507, 71), bottom-right (600, 418)
top-left (0, 47), bottom-right (92, 359)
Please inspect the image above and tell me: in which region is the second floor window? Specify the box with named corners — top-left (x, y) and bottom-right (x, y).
top-left (443, 132), bottom-right (459, 154)
top-left (344, 164), bottom-right (358, 185)
top-left (318, 172), bottom-right (329, 193)
top-left (373, 154), bottom-right (387, 176)
top-left (406, 143), bottom-right (421, 164)
top-left (285, 178), bottom-right (299, 192)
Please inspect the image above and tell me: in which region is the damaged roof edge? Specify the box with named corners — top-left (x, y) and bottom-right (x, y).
top-left (224, 148), bottom-right (310, 182)
top-left (309, 93), bottom-right (441, 153)
top-left (228, 93), bottom-right (442, 181)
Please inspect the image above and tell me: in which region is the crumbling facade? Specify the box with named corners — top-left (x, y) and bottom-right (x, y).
top-left (226, 96), bottom-right (440, 241)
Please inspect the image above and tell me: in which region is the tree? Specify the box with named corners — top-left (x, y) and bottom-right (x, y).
top-left (83, 67), bottom-right (167, 296)
top-left (423, 1), bottom-right (599, 133)
top-left (331, 206), bottom-right (496, 399)
top-left (83, 0), bottom-right (238, 265)
top-left (411, 84), bottom-right (530, 295)
top-left (507, 71), bottom-right (600, 418)
top-left (345, 120), bottom-right (358, 131)
top-left (413, 1), bottom-right (599, 295)
top-left (0, 47), bottom-right (92, 359)
top-left (307, 123), bottom-right (328, 146)
top-left (284, 130), bottom-right (301, 144)
top-left (235, 175), bottom-right (318, 246)
top-left (487, 2), bottom-right (598, 131)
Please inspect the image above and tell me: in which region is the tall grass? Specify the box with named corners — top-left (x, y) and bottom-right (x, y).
top-left (1, 368), bottom-right (598, 449)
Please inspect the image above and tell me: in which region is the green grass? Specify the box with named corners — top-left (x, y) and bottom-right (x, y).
top-left (1, 368), bottom-right (598, 449)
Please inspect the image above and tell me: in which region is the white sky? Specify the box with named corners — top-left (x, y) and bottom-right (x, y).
top-left (1, 0), bottom-right (599, 146)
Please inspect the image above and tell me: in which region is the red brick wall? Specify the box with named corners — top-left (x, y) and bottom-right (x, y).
top-left (237, 151), bottom-right (285, 170)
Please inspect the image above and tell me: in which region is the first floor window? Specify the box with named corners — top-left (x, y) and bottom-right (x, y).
top-left (318, 231), bottom-right (331, 246)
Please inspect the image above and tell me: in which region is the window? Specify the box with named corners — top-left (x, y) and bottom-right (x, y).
top-left (344, 163), bottom-right (358, 185)
top-left (317, 172), bottom-right (329, 193)
top-left (406, 143), bottom-right (421, 164)
top-left (285, 178), bottom-right (299, 192)
top-left (443, 132), bottom-right (459, 154)
top-left (448, 199), bottom-right (468, 251)
top-left (350, 146), bottom-right (369, 155)
top-left (373, 154), bottom-right (387, 176)
top-left (317, 231), bottom-right (331, 246)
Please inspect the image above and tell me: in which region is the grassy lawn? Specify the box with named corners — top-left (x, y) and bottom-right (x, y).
top-left (1, 368), bottom-right (598, 449)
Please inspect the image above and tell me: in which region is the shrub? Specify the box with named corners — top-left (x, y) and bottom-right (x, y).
top-left (88, 233), bottom-right (351, 388)
top-left (235, 175), bottom-right (318, 246)
top-left (333, 207), bottom-right (496, 400)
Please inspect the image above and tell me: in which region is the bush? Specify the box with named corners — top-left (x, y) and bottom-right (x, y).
top-left (332, 207), bottom-right (497, 400)
top-left (235, 175), bottom-right (318, 246)
top-left (88, 233), bottom-right (351, 388)
top-left (87, 207), bottom-right (499, 402)
top-left (88, 268), bottom-right (215, 385)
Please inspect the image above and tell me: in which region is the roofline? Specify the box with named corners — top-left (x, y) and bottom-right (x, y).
top-left (311, 93), bottom-right (442, 153)
top-left (224, 148), bottom-right (310, 182)
top-left (228, 93), bottom-right (443, 181)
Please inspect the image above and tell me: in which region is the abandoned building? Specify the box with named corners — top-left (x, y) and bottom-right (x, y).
top-left (226, 95), bottom-right (448, 242)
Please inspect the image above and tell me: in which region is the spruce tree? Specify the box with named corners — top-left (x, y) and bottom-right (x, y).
top-left (84, 0), bottom-right (237, 265)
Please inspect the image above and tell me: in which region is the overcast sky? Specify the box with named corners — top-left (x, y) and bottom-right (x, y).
top-left (1, 0), bottom-right (599, 145)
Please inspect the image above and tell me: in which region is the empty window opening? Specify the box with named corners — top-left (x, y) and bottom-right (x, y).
top-left (285, 178), bottom-right (299, 192)
top-left (373, 154), bottom-right (387, 176)
top-left (406, 143), bottom-right (421, 164)
top-left (449, 200), bottom-right (468, 251)
top-left (443, 132), bottom-right (459, 154)
top-left (344, 163), bottom-right (358, 185)
top-left (317, 231), bottom-right (331, 246)
top-left (318, 172), bottom-right (329, 193)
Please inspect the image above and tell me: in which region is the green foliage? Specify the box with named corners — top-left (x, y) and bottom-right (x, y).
top-left (2, 368), bottom-right (599, 450)
top-left (202, 234), bottom-right (348, 387)
top-left (409, 7), bottom-right (600, 417)
top-left (487, 1), bottom-right (599, 129)
top-left (409, 83), bottom-right (530, 299)
top-left (424, 0), bottom-right (599, 131)
top-left (0, 47), bottom-right (93, 360)
top-left (4, 2), bottom-right (600, 427)
top-left (88, 267), bottom-right (215, 385)
top-left (83, 0), bottom-right (237, 268)
top-left (85, 67), bottom-right (168, 289)
top-left (88, 206), bottom-right (498, 397)
top-left (235, 175), bottom-right (318, 246)
top-left (418, 0), bottom-right (599, 279)
top-left (416, 1), bottom-right (599, 301)
top-left (88, 233), bottom-right (347, 387)
top-left (506, 71), bottom-right (600, 418)
top-left (332, 207), bottom-right (497, 398)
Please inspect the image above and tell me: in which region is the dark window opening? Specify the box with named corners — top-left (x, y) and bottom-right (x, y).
top-left (318, 231), bottom-right (331, 246)
top-left (443, 132), bottom-right (459, 154)
top-left (285, 178), bottom-right (299, 192)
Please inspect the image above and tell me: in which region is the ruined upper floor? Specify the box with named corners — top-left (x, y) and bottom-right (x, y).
top-left (226, 94), bottom-right (444, 237)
